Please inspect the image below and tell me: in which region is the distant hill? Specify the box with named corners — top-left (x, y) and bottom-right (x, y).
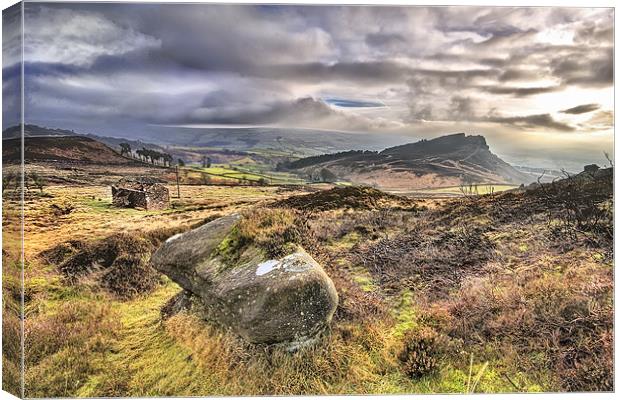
top-left (5, 124), bottom-right (382, 166)
top-left (2, 136), bottom-right (140, 165)
top-left (142, 127), bottom-right (409, 156)
top-left (3, 124), bottom-right (410, 158)
top-left (3, 124), bottom-right (168, 154)
top-left (3, 124), bottom-right (80, 139)
top-left (513, 165), bottom-right (574, 183)
top-left (281, 133), bottom-right (531, 189)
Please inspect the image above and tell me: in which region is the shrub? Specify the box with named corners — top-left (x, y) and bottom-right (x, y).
top-left (41, 227), bottom-right (191, 299)
top-left (273, 186), bottom-right (418, 212)
top-left (28, 172), bottom-right (46, 192)
top-left (533, 170), bottom-right (612, 252)
top-left (100, 254), bottom-right (159, 300)
top-left (352, 223), bottom-right (494, 292)
top-left (398, 327), bottom-right (447, 378)
top-left (2, 309), bottom-right (22, 395)
top-left (447, 261), bottom-right (613, 391)
top-left (57, 233), bottom-right (152, 281)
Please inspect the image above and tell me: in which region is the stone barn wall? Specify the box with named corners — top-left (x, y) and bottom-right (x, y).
top-left (111, 178), bottom-right (170, 210)
top-left (143, 184), bottom-right (170, 210)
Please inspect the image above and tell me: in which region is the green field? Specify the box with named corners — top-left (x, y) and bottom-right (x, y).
top-left (191, 164), bottom-right (305, 185)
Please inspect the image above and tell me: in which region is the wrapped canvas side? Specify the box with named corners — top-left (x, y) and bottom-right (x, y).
top-left (2, 2), bottom-right (24, 398)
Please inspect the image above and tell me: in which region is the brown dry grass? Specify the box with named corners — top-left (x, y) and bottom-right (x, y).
top-left (446, 252), bottom-right (613, 391)
top-left (12, 169), bottom-right (615, 396)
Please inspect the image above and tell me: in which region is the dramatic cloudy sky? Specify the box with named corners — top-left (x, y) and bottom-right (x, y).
top-left (2, 3), bottom-right (614, 169)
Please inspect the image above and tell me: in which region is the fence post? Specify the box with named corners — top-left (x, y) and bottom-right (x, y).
top-left (175, 165), bottom-right (181, 198)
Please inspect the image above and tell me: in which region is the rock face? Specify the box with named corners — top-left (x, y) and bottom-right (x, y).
top-left (151, 214), bottom-right (338, 346)
top-left (111, 177), bottom-right (169, 210)
top-left (283, 133), bottom-right (532, 189)
top-left (583, 164), bottom-right (600, 175)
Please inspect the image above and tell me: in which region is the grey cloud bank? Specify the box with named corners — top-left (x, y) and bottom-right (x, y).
top-left (2, 3), bottom-right (614, 170)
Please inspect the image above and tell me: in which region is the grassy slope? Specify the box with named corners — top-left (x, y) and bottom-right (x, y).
top-left (195, 164), bottom-right (304, 185)
top-left (14, 174), bottom-right (613, 396)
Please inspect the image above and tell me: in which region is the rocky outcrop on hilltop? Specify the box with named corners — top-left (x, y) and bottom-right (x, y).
top-left (281, 133), bottom-right (531, 189)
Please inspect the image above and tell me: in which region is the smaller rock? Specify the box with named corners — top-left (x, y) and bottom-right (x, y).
top-left (161, 290), bottom-right (194, 320)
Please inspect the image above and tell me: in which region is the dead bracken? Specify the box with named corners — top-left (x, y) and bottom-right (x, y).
top-left (22, 165), bottom-right (613, 395)
top-left (272, 186), bottom-right (419, 211)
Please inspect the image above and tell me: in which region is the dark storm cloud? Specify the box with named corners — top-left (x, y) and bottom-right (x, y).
top-left (498, 69), bottom-right (542, 82)
top-left (184, 97), bottom-right (388, 131)
top-left (574, 20), bottom-right (614, 45)
top-left (258, 61), bottom-right (410, 83)
top-left (449, 96), bottom-right (476, 120)
top-left (485, 113), bottom-right (575, 132)
top-left (407, 89), bottom-right (576, 132)
top-left (561, 104), bottom-right (601, 115)
top-left (580, 110), bottom-right (614, 130)
top-left (2, 3), bottom-right (22, 130)
top-left (478, 57), bottom-right (510, 68)
top-left (549, 48), bottom-right (613, 88)
top-left (477, 84), bottom-right (564, 97)
top-left (8, 2), bottom-right (613, 147)
top-left (184, 97), bottom-right (334, 125)
top-left (365, 32), bottom-right (407, 48)
top-left (254, 61), bottom-right (500, 86)
top-left (116, 4), bottom-right (334, 73)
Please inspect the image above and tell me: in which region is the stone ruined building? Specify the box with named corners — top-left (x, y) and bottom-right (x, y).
top-left (111, 177), bottom-right (170, 210)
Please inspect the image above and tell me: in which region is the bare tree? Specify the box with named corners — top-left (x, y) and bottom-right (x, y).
top-left (119, 142), bottom-right (131, 157)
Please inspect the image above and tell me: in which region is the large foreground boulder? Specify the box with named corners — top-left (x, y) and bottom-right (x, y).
top-left (151, 214), bottom-right (338, 346)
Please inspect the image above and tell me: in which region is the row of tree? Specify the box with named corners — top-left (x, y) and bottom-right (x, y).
top-left (120, 143), bottom-right (177, 167)
top-left (136, 148), bottom-right (174, 166)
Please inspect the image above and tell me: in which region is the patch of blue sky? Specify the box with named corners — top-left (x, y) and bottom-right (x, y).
top-left (324, 98), bottom-right (386, 108)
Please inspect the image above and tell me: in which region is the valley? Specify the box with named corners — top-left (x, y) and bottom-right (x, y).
top-left (4, 125), bottom-right (535, 194)
top-left (2, 124), bottom-right (613, 396)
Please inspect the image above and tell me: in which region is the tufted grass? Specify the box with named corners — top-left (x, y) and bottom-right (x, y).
top-left (14, 179), bottom-right (614, 396)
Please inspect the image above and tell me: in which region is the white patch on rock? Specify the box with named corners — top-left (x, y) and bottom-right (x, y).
top-left (256, 260), bottom-right (280, 276)
top-left (165, 233), bottom-right (184, 243)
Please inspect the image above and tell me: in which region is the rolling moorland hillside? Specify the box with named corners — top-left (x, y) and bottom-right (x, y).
top-left (4, 125), bottom-right (533, 194)
top-left (3, 124), bottom-right (410, 161)
top-left (2, 136), bottom-right (141, 165)
top-left (1, 124), bottom-right (613, 396)
top-left (280, 133), bottom-right (530, 189)
top-left (5, 124), bottom-right (407, 169)
top-left (6, 124), bottom-right (573, 185)
top-left (2, 125), bottom-right (262, 167)
top-left (1, 130), bottom-right (306, 188)
top-left (103, 125), bottom-right (410, 157)
top-left (1, 164), bottom-right (612, 396)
